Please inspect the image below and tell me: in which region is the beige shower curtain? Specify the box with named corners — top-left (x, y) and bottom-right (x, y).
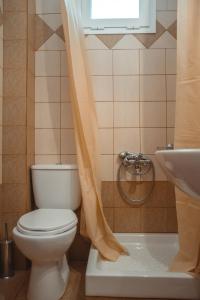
top-left (170, 0), bottom-right (200, 273)
top-left (60, 0), bottom-right (126, 261)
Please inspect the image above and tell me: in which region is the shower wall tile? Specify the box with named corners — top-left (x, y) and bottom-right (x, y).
top-left (167, 75), bottom-right (176, 100)
top-left (35, 77), bottom-right (60, 102)
top-left (140, 49), bottom-right (165, 74)
top-left (114, 208), bottom-right (141, 232)
top-left (87, 50), bottom-right (112, 76)
top-left (35, 128), bottom-right (60, 155)
top-left (140, 75), bottom-right (166, 101)
top-left (114, 102), bottom-right (139, 128)
top-left (114, 76), bottom-right (139, 102)
top-left (166, 49), bottom-right (177, 74)
top-left (113, 50), bottom-right (139, 75)
top-left (35, 50), bottom-right (60, 76)
top-left (4, 12), bottom-right (27, 40)
top-left (141, 128), bottom-right (166, 154)
top-left (91, 76), bottom-right (113, 102)
top-left (35, 102), bottom-right (60, 129)
top-left (140, 102), bottom-right (166, 128)
top-left (4, 0), bottom-right (27, 12)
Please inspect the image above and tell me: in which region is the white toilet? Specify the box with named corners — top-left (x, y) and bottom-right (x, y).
top-left (13, 164), bottom-right (81, 300)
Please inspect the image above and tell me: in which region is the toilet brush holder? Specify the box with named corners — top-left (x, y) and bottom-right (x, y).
top-left (0, 223), bottom-right (15, 279)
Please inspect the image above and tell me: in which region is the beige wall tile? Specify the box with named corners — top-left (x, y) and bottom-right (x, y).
top-left (167, 127), bottom-right (174, 145)
top-left (61, 103), bottom-right (74, 129)
top-left (96, 102), bottom-right (113, 128)
top-left (4, 0), bottom-right (27, 11)
top-left (35, 77), bottom-right (60, 102)
top-left (140, 49), bottom-right (165, 74)
top-left (61, 77), bottom-right (70, 102)
top-left (87, 50), bottom-right (112, 75)
top-left (113, 50), bottom-right (139, 75)
top-left (114, 102), bottom-right (139, 127)
top-left (140, 102), bottom-right (166, 127)
top-left (114, 128), bottom-right (140, 154)
top-left (167, 101), bottom-right (176, 127)
top-left (35, 154), bottom-right (61, 164)
top-left (166, 207), bottom-right (178, 232)
top-left (91, 76), bottom-right (113, 102)
top-left (61, 51), bottom-right (69, 76)
top-left (114, 208), bottom-right (141, 232)
top-left (100, 155), bottom-right (114, 181)
top-left (166, 49), bottom-right (177, 74)
top-left (114, 76), bottom-right (139, 101)
top-left (148, 155), bottom-right (167, 181)
top-left (85, 35), bottom-right (108, 50)
top-left (36, 0), bottom-right (61, 14)
top-left (35, 103), bottom-right (60, 129)
top-left (141, 128), bottom-right (166, 154)
top-left (35, 129), bottom-right (60, 155)
top-left (167, 75), bottom-right (176, 101)
top-left (35, 51), bottom-right (60, 76)
top-left (61, 155), bottom-right (77, 164)
top-left (61, 129), bottom-right (76, 155)
top-left (2, 184), bottom-right (27, 214)
top-left (140, 75), bottom-right (166, 101)
top-left (99, 129), bottom-right (113, 155)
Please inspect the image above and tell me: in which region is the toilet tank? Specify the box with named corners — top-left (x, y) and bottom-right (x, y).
top-left (31, 164), bottom-right (81, 210)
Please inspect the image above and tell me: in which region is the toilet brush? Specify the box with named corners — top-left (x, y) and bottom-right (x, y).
top-left (0, 223), bottom-right (15, 278)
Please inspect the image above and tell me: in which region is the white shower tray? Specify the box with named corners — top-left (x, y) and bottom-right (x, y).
top-left (86, 234), bottom-right (200, 299)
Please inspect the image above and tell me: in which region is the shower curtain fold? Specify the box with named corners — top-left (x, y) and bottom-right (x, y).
top-left (60, 0), bottom-right (126, 261)
top-left (170, 0), bottom-right (200, 273)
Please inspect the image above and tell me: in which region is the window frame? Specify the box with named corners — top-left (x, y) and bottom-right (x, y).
top-left (81, 0), bottom-right (156, 35)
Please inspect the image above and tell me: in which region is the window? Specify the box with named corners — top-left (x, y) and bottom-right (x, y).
top-left (81, 0), bottom-right (156, 34)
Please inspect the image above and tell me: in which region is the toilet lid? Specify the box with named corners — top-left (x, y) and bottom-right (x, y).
top-left (17, 209), bottom-right (77, 236)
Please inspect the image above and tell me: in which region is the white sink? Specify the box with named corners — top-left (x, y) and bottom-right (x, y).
top-left (155, 149), bottom-right (200, 200)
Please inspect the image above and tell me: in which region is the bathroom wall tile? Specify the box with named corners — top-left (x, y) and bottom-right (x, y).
top-left (101, 181), bottom-right (114, 207)
top-left (3, 155), bottom-right (27, 184)
top-left (156, 0), bottom-right (168, 11)
top-left (4, 40), bottom-right (27, 69)
top-left (114, 208), bottom-right (141, 232)
top-left (61, 77), bottom-right (70, 102)
top-left (35, 77), bottom-right (60, 102)
top-left (141, 128), bottom-right (166, 154)
top-left (100, 155), bottom-right (114, 181)
top-left (61, 51), bottom-right (69, 76)
top-left (61, 155), bottom-right (77, 164)
top-left (150, 31), bottom-right (176, 49)
top-left (3, 68), bottom-right (26, 97)
top-left (140, 49), bottom-right (165, 74)
top-left (2, 184), bottom-right (27, 214)
top-left (103, 208), bottom-right (114, 230)
top-left (113, 50), bottom-right (139, 75)
top-left (99, 129), bottom-right (113, 155)
top-left (114, 76), bottom-right (139, 102)
top-left (141, 208), bottom-right (167, 232)
top-left (140, 75), bottom-right (166, 101)
top-left (3, 97), bottom-right (26, 126)
top-left (157, 11), bottom-right (177, 29)
top-left (96, 102), bottom-right (113, 128)
top-left (167, 0), bottom-right (177, 10)
top-left (113, 35), bottom-right (145, 50)
top-left (61, 103), bottom-right (74, 129)
top-left (167, 101), bottom-right (176, 127)
top-left (167, 128), bottom-right (175, 145)
top-left (166, 207), bottom-right (178, 232)
top-left (114, 102), bottom-right (139, 128)
top-left (35, 154), bottom-right (60, 164)
top-left (140, 102), bottom-right (166, 127)
top-left (39, 34), bottom-right (65, 51)
top-left (4, 12), bottom-right (27, 40)
top-left (167, 75), bottom-right (176, 101)
top-left (85, 35), bottom-right (108, 50)
top-left (36, 0), bottom-right (61, 14)
top-left (4, 0), bottom-right (27, 11)
top-left (3, 126), bottom-right (26, 155)
top-left (114, 128), bottom-right (140, 154)
top-left (61, 129), bottom-right (76, 154)
top-left (91, 76), bottom-right (113, 102)
top-left (35, 51), bottom-right (60, 76)
top-left (166, 49), bottom-right (177, 74)
top-left (35, 103), bottom-right (60, 129)
top-left (87, 50), bottom-right (112, 75)
top-left (96, 34), bottom-right (124, 49)
top-left (38, 14), bottom-right (62, 31)
top-left (35, 129), bottom-right (60, 155)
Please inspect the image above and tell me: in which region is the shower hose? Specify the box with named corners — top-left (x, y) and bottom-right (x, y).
top-left (117, 151), bottom-right (155, 206)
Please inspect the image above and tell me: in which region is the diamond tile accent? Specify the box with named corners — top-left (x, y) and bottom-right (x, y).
top-left (168, 21), bottom-right (177, 39)
top-left (133, 21), bottom-right (166, 49)
top-left (35, 15), bottom-right (54, 50)
top-left (96, 34), bottom-right (124, 49)
top-left (56, 25), bottom-right (65, 41)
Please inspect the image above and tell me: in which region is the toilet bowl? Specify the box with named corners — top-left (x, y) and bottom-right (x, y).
top-left (12, 164), bottom-right (81, 300)
top-left (13, 209), bottom-right (78, 300)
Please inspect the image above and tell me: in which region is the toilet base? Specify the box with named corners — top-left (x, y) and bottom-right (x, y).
top-left (27, 255), bottom-right (69, 300)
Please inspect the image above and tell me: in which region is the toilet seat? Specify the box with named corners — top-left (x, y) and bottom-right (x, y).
top-left (17, 209), bottom-right (77, 236)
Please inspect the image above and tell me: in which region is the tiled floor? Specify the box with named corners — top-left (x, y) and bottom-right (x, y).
top-left (0, 261), bottom-right (189, 300)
